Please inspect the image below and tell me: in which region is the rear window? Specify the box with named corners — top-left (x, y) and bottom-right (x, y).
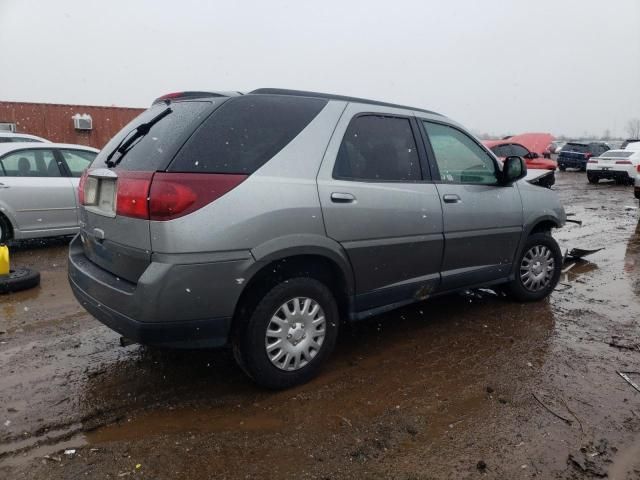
top-left (561, 143), bottom-right (589, 153)
top-left (91, 100), bottom-right (216, 171)
top-left (600, 151), bottom-right (634, 158)
top-left (168, 95), bottom-right (327, 174)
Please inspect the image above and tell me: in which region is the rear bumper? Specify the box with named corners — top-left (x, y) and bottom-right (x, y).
top-left (587, 168), bottom-right (633, 180)
top-left (557, 157), bottom-right (586, 169)
top-left (68, 235), bottom-right (254, 348)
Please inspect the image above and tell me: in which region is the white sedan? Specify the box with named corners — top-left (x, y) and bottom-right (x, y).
top-left (0, 132), bottom-right (50, 143)
top-left (586, 148), bottom-right (640, 185)
top-left (0, 142), bottom-right (98, 242)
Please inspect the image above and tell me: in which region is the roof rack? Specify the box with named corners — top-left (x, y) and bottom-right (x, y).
top-left (249, 88), bottom-right (441, 116)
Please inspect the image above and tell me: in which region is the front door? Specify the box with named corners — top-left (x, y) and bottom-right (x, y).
top-left (420, 121), bottom-right (523, 291)
top-left (0, 148), bottom-right (77, 234)
top-left (317, 105), bottom-right (444, 312)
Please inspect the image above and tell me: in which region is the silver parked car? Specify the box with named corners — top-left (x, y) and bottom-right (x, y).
top-left (68, 89), bottom-right (566, 388)
top-left (0, 132), bottom-right (50, 143)
top-left (0, 142), bottom-right (98, 242)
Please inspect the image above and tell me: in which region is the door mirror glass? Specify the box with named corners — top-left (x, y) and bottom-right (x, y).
top-left (502, 156), bottom-right (527, 184)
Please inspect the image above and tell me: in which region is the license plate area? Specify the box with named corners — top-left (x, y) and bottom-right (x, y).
top-left (84, 176), bottom-right (117, 217)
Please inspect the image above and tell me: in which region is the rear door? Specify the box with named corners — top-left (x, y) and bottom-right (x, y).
top-left (420, 120), bottom-right (523, 290)
top-left (318, 104), bottom-right (444, 312)
top-left (0, 148), bottom-right (77, 233)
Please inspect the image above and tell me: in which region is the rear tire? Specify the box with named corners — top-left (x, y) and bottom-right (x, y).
top-left (587, 173), bottom-right (599, 184)
top-left (0, 215), bottom-right (10, 243)
top-left (0, 268), bottom-right (40, 294)
top-left (234, 277), bottom-right (339, 389)
top-left (505, 233), bottom-right (562, 302)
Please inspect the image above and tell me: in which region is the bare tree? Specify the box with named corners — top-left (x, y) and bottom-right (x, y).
top-left (625, 118), bottom-right (640, 139)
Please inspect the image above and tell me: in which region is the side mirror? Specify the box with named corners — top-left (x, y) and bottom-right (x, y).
top-left (502, 156), bottom-right (527, 184)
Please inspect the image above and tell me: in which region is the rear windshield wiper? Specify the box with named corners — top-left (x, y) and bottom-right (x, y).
top-left (105, 107), bottom-right (172, 168)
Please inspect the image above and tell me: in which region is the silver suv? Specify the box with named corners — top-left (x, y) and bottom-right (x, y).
top-left (68, 89), bottom-right (566, 388)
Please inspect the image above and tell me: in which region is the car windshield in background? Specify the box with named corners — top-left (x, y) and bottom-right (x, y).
top-left (562, 143), bottom-right (589, 153)
top-left (91, 100), bottom-right (217, 171)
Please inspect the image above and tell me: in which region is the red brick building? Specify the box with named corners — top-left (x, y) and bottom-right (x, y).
top-left (0, 101), bottom-right (145, 149)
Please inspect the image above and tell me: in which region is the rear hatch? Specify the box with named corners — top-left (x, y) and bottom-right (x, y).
top-left (559, 143), bottom-right (591, 161)
top-left (78, 93), bottom-right (329, 283)
top-left (78, 98), bottom-right (224, 283)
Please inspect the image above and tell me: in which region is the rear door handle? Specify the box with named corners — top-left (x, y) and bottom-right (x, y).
top-left (443, 194), bottom-right (461, 203)
top-left (331, 192), bottom-right (356, 203)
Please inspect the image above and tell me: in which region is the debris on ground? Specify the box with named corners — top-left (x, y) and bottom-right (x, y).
top-left (564, 247), bottom-right (604, 262)
top-left (618, 372), bottom-right (640, 394)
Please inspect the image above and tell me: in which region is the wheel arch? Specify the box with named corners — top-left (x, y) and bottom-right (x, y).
top-left (231, 235), bottom-right (355, 336)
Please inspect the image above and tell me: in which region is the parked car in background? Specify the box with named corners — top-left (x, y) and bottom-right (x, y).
top-left (586, 149), bottom-right (640, 184)
top-left (68, 88), bottom-right (566, 389)
top-left (483, 140), bottom-right (557, 170)
top-left (621, 139), bottom-right (640, 150)
top-left (0, 142), bottom-right (98, 242)
top-left (548, 140), bottom-right (566, 155)
top-left (0, 132), bottom-right (50, 143)
top-left (557, 142), bottom-right (610, 171)
top-left (635, 167), bottom-right (640, 202)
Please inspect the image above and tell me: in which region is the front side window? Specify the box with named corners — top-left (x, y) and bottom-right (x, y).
top-left (333, 115), bottom-right (421, 182)
top-left (60, 149), bottom-right (96, 177)
top-left (0, 149), bottom-right (61, 177)
top-left (423, 122), bottom-right (497, 184)
top-left (510, 144), bottom-right (530, 157)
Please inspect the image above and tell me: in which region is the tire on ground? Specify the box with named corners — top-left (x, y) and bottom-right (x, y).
top-left (505, 233), bottom-right (562, 302)
top-left (0, 268), bottom-right (40, 294)
top-left (234, 277), bottom-right (339, 389)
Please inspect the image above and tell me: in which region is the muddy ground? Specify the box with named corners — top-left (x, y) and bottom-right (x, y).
top-left (1, 172), bottom-right (639, 479)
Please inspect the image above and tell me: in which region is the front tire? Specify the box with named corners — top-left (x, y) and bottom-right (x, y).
top-left (234, 277), bottom-right (339, 389)
top-left (505, 233), bottom-right (562, 302)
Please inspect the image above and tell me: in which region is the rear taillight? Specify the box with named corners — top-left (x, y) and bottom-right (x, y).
top-left (78, 170), bottom-right (88, 204)
top-left (615, 160), bottom-right (632, 165)
top-left (588, 159), bottom-right (598, 164)
top-left (116, 172), bottom-right (153, 220)
top-left (637, 165), bottom-right (640, 173)
top-left (148, 173), bottom-right (247, 221)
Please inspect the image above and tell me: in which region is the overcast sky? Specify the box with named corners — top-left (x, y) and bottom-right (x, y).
top-left (1, 0), bottom-right (639, 137)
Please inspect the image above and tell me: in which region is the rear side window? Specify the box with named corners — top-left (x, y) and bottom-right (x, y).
top-left (169, 95), bottom-right (327, 174)
top-left (333, 115), bottom-right (421, 182)
top-left (91, 101), bottom-right (214, 171)
top-left (0, 149), bottom-right (61, 177)
top-left (61, 149), bottom-right (96, 177)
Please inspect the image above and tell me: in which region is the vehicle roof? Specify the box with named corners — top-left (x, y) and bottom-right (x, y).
top-left (482, 139), bottom-right (527, 149)
top-left (0, 132), bottom-right (49, 140)
top-left (248, 88), bottom-right (443, 116)
top-left (0, 142), bottom-right (99, 156)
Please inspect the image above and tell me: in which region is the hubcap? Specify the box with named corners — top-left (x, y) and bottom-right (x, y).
top-left (520, 245), bottom-right (555, 292)
top-left (265, 297), bottom-right (326, 371)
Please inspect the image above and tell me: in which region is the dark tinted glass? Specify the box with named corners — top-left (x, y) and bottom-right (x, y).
top-left (510, 144), bottom-right (529, 157)
top-left (91, 100), bottom-right (215, 171)
top-left (561, 143), bottom-right (589, 153)
top-left (491, 145), bottom-right (510, 157)
top-left (169, 95), bottom-right (327, 174)
top-left (333, 115), bottom-right (421, 181)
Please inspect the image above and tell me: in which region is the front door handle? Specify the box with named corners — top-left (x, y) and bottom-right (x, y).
top-left (331, 192), bottom-right (356, 203)
top-left (443, 194), bottom-right (461, 203)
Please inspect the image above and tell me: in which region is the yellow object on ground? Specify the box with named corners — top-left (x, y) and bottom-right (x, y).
top-left (0, 244), bottom-right (9, 275)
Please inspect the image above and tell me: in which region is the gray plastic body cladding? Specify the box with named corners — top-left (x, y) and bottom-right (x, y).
top-left (149, 101), bottom-right (347, 254)
top-left (68, 235), bottom-right (253, 325)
